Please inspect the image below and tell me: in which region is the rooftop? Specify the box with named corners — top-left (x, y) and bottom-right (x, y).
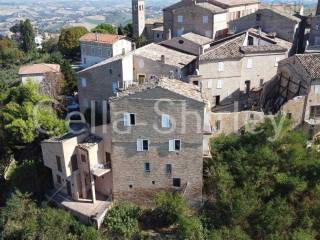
top-left (181, 32), bottom-right (213, 45)
top-left (79, 33), bottom-right (126, 44)
top-left (19, 64), bottom-right (60, 75)
top-left (134, 43), bottom-right (197, 68)
top-left (77, 134), bottom-right (103, 150)
top-left (200, 28), bottom-right (291, 62)
top-left (111, 77), bottom-right (205, 103)
top-left (295, 54), bottom-right (320, 79)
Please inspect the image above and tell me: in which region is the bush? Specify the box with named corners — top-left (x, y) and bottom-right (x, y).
top-left (209, 226), bottom-right (251, 240)
top-left (105, 202), bottom-right (141, 239)
top-left (153, 192), bottom-right (188, 227)
top-left (176, 215), bottom-right (205, 240)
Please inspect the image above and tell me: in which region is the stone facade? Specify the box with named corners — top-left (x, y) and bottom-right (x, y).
top-left (229, 8), bottom-right (300, 42)
top-left (110, 85), bottom-right (205, 207)
top-left (132, 0), bottom-right (145, 38)
top-left (163, 0), bottom-right (259, 40)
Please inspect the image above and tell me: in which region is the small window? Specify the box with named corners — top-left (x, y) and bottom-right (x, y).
top-left (137, 139), bottom-right (149, 151)
top-left (216, 120), bottom-right (221, 131)
top-left (152, 181), bottom-right (155, 185)
top-left (247, 58), bottom-right (253, 69)
top-left (109, 69), bottom-right (113, 75)
top-left (162, 114), bottom-right (170, 128)
top-left (56, 156), bottom-right (62, 172)
top-left (315, 85), bottom-right (320, 95)
top-left (169, 139), bottom-right (181, 152)
top-left (310, 106), bottom-right (320, 119)
top-left (260, 79), bottom-right (264, 87)
top-left (203, 15), bottom-right (209, 24)
top-left (112, 82), bottom-right (118, 94)
top-left (166, 164), bottom-right (172, 175)
top-left (56, 175), bottom-right (62, 184)
top-left (173, 178), bottom-right (181, 187)
top-left (71, 155), bottom-right (78, 172)
top-left (129, 184), bottom-right (133, 189)
top-left (250, 113), bottom-right (254, 120)
top-left (218, 62), bottom-right (224, 72)
top-left (207, 80), bottom-right (213, 89)
top-left (287, 113), bottom-right (292, 119)
top-left (178, 39), bottom-right (184, 44)
top-left (177, 15), bottom-right (183, 23)
top-left (81, 154), bottom-right (86, 163)
top-left (217, 80), bottom-right (223, 89)
top-left (124, 113), bottom-right (136, 126)
top-left (144, 163), bottom-right (150, 173)
top-left (81, 78), bottom-right (87, 88)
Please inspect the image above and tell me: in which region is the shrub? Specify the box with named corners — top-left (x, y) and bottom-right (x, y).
top-left (176, 215), bottom-right (205, 240)
top-left (105, 202), bottom-right (141, 239)
top-left (153, 192), bottom-right (188, 227)
top-left (209, 226), bottom-right (251, 240)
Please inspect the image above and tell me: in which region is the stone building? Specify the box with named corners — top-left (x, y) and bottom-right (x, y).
top-left (132, 0), bottom-right (146, 38)
top-left (163, 0), bottom-right (259, 40)
top-left (263, 53), bottom-right (320, 138)
top-left (229, 7), bottom-right (301, 42)
top-left (41, 78), bottom-right (207, 226)
top-left (18, 63), bottom-right (63, 98)
top-left (144, 18), bottom-right (164, 43)
top-left (79, 33), bottom-right (132, 68)
top-left (306, 1), bottom-right (320, 53)
top-left (190, 28), bottom-right (291, 110)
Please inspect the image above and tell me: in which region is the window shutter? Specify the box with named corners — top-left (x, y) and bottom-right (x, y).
top-left (137, 139), bottom-right (143, 152)
top-left (218, 62), bottom-right (224, 72)
top-left (169, 140), bottom-right (174, 152)
top-left (124, 113), bottom-right (130, 126)
top-left (207, 80), bottom-right (212, 89)
top-left (162, 114), bottom-right (170, 128)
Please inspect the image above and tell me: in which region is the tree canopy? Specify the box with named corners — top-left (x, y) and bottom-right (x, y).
top-left (202, 117), bottom-right (320, 239)
top-left (58, 26), bottom-right (88, 59)
top-left (10, 19), bottom-right (36, 52)
top-left (92, 23), bottom-right (117, 34)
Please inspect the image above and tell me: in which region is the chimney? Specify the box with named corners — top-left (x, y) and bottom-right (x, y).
top-left (161, 55), bottom-right (166, 64)
top-left (167, 28), bottom-right (172, 40)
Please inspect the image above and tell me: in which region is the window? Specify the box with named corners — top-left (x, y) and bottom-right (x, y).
top-left (56, 175), bottom-right (62, 184)
top-left (218, 62), bottom-right (224, 72)
top-left (177, 15), bottom-right (183, 23)
top-left (162, 114), bottom-right (170, 128)
top-left (275, 56), bottom-right (281, 67)
top-left (217, 80), bottom-right (223, 89)
top-left (260, 79), bottom-right (264, 87)
top-left (112, 82), bottom-right (118, 93)
top-left (315, 24), bottom-right (320, 31)
top-left (81, 154), bottom-right (86, 163)
top-left (124, 113), bottom-right (136, 126)
top-left (214, 95), bottom-right (220, 106)
top-left (315, 36), bottom-right (320, 45)
top-left (56, 156), bottom-right (62, 172)
top-left (247, 58), bottom-right (253, 69)
top-left (81, 78), bottom-right (87, 88)
top-left (310, 106), bottom-right (320, 119)
top-left (71, 155), bottom-right (78, 172)
top-left (137, 139), bottom-right (149, 151)
top-left (245, 80), bottom-right (251, 93)
top-left (203, 15), bottom-right (209, 24)
top-left (109, 69), bottom-right (113, 75)
top-left (169, 139), bottom-right (181, 152)
top-left (250, 113), bottom-right (255, 120)
top-left (216, 120), bottom-right (221, 131)
top-left (166, 164), bottom-right (172, 175)
top-left (177, 27), bottom-right (184, 36)
top-left (287, 113), bottom-right (292, 119)
top-left (207, 80), bottom-right (212, 89)
top-left (315, 85), bottom-right (320, 95)
top-left (248, 36), bottom-right (254, 45)
top-left (173, 178), bottom-right (181, 187)
top-left (144, 163), bottom-right (151, 173)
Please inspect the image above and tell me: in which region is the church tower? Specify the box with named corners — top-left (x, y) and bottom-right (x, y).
top-left (132, 0), bottom-right (145, 38)
top-left (317, 0), bottom-right (320, 15)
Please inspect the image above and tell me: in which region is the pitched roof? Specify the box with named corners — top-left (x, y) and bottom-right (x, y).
top-left (200, 28), bottom-right (291, 62)
top-left (181, 32), bottom-right (213, 45)
top-left (79, 33), bottom-right (126, 44)
top-left (110, 78), bottom-right (205, 103)
top-left (295, 54), bottom-right (320, 79)
top-left (19, 64), bottom-right (60, 75)
top-left (134, 43), bottom-right (197, 68)
top-left (164, 0), bottom-right (225, 13)
top-left (212, 0), bottom-right (259, 7)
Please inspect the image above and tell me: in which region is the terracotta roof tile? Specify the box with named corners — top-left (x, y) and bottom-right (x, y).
top-left (79, 33), bottom-right (125, 44)
top-left (19, 64), bottom-right (60, 75)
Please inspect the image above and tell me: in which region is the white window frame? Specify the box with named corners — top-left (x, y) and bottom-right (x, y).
top-left (81, 78), bottom-right (87, 88)
top-left (169, 139), bottom-right (181, 152)
top-left (144, 162), bottom-right (151, 173)
top-left (217, 79), bottom-right (223, 89)
top-left (247, 58), bottom-right (253, 69)
top-left (161, 114), bottom-right (170, 128)
top-left (177, 15), bottom-right (183, 23)
top-left (218, 62), bottom-right (224, 72)
top-left (203, 15), bottom-right (209, 24)
top-left (137, 139), bottom-right (149, 152)
top-left (207, 80), bottom-right (213, 89)
top-left (124, 113), bottom-right (136, 126)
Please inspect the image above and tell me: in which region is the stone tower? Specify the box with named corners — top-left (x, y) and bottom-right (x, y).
top-left (317, 0), bottom-right (320, 15)
top-left (132, 0), bottom-right (145, 38)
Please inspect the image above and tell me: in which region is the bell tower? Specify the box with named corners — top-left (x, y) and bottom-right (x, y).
top-left (317, 0), bottom-right (320, 15)
top-left (132, 0), bottom-right (145, 38)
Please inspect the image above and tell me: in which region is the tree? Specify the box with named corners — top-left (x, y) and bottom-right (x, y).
top-left (123, 23), bottom-right (133, 38)
top-left (58, 26), bottom-right (88, 59)
top-left (19, 19), bottom-right (36, 52)
top-left (60, 59), bottom-right (77, 94)
top-left (202, 117), bottom-right (320, 239)
top-left (92, 23), bottom-right (117, 34)
top-left (176, 215), bottom-right (205, 240)
top-left (42, 37), bottom-right (59, 54)
top-left (135, 36), bottom-right (147, 48)
top-left (118, 24), bottom-right (124, 35)
top-left (105, 202), bottom-right (141, 239)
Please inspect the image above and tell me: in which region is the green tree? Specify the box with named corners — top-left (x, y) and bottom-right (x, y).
top-left (19, 19), bottom-right (36, 52)
top-left (105, 202), bottom-right (141, 239)
top-left (176, 215), bottom-right (205, 240)
top-left (123, 23), bottom-right (133, 38)
top-left (92, 23), bottom-right (117, 34)
top-left (135, 35), bottom-right (147, 48)
top-left (58, 26), bottom-right (88, 59)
